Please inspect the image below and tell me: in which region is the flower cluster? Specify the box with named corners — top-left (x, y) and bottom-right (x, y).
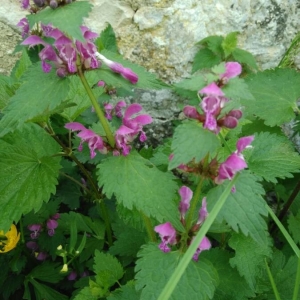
top-left (20, 0), bottom-right (74, 10)
top-left (183, 62), bottom-right (243, 134)
top-left (103, 100), bottom-right (126, 120)
top-left (0, 224), bottom-right (20, 253)
top-left (66, 103), bottom-right (152, 157)
top-left (154, 186), bottom-right (211, 261)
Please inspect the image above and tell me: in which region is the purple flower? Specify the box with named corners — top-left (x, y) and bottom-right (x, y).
top-left (178, 186), bottom-right (193, 219)
top-left (192, 236), bottom-right (211, 261)
top-left (68, 271), bottom-right (78, 281)
top-left (220, 62), bottom-right (242, 83)
top-left (154, 222), bottom-right (177, 253)
top-left (26, 241), bottom-right (39, 251)
top-left (51, 213), bottom-right (60, 220)
top-left (28, 224), bottom-right (42, 239)
top-left (97, 80), bottom-right (105, 87)
top-left (104, 103), bottom-right (114, 120)
top-left (199, 82), bottom-right (224, 96)
top-left (115, 104), bottom-right (152, 156)
top-left (36, 251), bottom-right (48, 261)
top-left (65, 122), bottom-right (108, 159)
top-left (47, 219), bottom-right (58, 236)
top-left (17, 18), bottom-right (29, 38)
top-left (215, 135), bottom-right (254, 184)
top-left (197, 198), bottom-right (208, 225)
top-left (20, 0), bottom-right (30, 9)
top-left (96, 52), bottom-right (138, 84)
top-left (115, 101), bottom-right (126, 118)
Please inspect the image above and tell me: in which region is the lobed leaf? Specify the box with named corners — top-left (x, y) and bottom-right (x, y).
top-left (288, 210), bottom-right (300, 245)
top-left (107, 281), bottom-right (141, 300)
top-left (192, 49), bottom-right (222, 73)
top-left (95, 23), bottom-right (119, 53)
top-left (135, 243), bottom-right (219, 300)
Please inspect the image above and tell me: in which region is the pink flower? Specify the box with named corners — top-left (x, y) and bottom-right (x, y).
top-left (28, 224), bottom-right (42, 239)
top-left (197, 198), bottom-right (208, 225)
top-left (192, 236), bottom-right (211, 261)
top-left (220, 62), bottom-right (242, 83)
top-left (178, 186), bottom-right (193, 219)
top-left (65, 122), bottom-right (108, 159)
top-left (154, 222), bottom-right (177, 253)
top-left (215, 135), bottom-right (254, 184)
top-left (17, 18), bottom-right (29, 38)
top-left (47, 219), bottom-right (58, 236)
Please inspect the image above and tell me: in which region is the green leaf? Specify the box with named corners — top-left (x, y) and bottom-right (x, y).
top-left (73, 287), bottom-right (97, 300)
top-left (96, 50), bottom-right (169, 90)
top-left (30, 279), bottom-right (68, 300)
top-left (229, 233), bottom-right (272, 290)
top-left (94, 250), bottom-right (124, 288)
top-left (247, 132), bottom-right (300, 183)
top-left (27, 2), bottom-right (92, 42)
top-left (288, 210), bottom-right (300, 245)
top-left (0, 64), bottom-right (70, 137)
top-left (0, 75), bottom-right (15, 111)
top-left (97, 151), bottom-right (182, 229)
top-left (222, 32), bottom-right (239, 58)
top-left (107, 281), bottom-right (141, 300)
top-left (0, 123), bottom-right (61, 230)
top-left (232, 48), bottom-right (258, 70)
top-left (198, 35), bottom-right (224, 56)
top-left (60, 73), bottom-right (103, 121)
top-left (243, 68), bottom-right (300, 126)
top-left (11, 48), bottom-right (32, 80)
top-left (96, 23), bottom-right (118, 53)
top-left (169, 121), bottom-right (221, 170)
top-left (110, 220), bottom-right (146, 257)
top-left (192, 49), bottom-right (222, 73)
top-left (135, 243), bottom-right (219, 300)
top-left (222, 77), bottom-right (254, 101)
top-left (207, 172), bottom-right (268, 244)
top-left (29, 262), bottom-right (64, 284)
top-left (201, 249), bottom-right (255, 300)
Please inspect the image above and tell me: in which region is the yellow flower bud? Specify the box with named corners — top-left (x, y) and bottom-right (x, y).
top-left (60, 263), bottom-right (68, 273)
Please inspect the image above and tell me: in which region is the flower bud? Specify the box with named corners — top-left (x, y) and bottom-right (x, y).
top-left (33, 0), bottom-right (45, 7)
top-left (50, 0), bottom-right (58, 8)
top-left (222, 116), bottom-right (238, 129)
top-left (60, 264), bottom-right (68, 273)
top-left (227, 109), bottom-right (242, 119)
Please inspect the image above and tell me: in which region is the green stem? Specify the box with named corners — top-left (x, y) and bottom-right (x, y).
top-left (76, 64), bottom-right (115, 147)
top-left (59, 171), bottom-right (93, 196)
top-left (265, 258), bottom-right (281, 300)
top-left (19, 218), bottom-right (25, 244)
top-left (219, 132), bottom-right (232, 153)
top-left (97, 200), bottom-right (113, 247)
top-left (293, 256), bottom-right (300, 300)
top-left (158, 174), bottom-right (239, 300)
top-left (141, 213), bottom-right (157, 242)
top-left (185, 176), bottom-right (204, 230)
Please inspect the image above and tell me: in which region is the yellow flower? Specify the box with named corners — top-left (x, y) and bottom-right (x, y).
top-left (0, 224), bottom-right (20, 253)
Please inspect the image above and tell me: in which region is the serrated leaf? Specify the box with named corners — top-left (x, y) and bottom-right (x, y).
top-left (107, 281), bottom-right (141, 300)
top-left (0, 64), bottom-right (70, 137)
top-left (96, 49), bottom-right (169, 90)
top-left (73, 286), bottom-right (97, 300)
top-left (247, 132), bottom-right (300, 183)
top-left (135, 243), bottom-right (219, 300)
top-left (207, 172), bottom-right (268, 244)
top-left (222, 32), bottom-right (239, 57)
top-left (96, 23), bottom-right (118, 53)
top-left (11, 48), bottom-right (32, 80)
top-left (60, 72), bottom-right (103, 121)
top-left (232, 48), bottom-right (258, 70)
top-left (243, 68), bottom-right (300, 126)
top-left (229, 233), bottom-right (272, 290)
top-left (27, 1), bottom-right (92, 42)
top-left (29, 262), bottom-right (64, 284)
top-left (222, 77), bottom-right (254, 101)
top-left (169, 121), bottom-right (221, 170)
top-left (30, 279), bottom-right (68, 300)
top-left (288, 210), bottom-right (300, 244)
top-left (0, 124), bottom-right (61, 231)
top-left (97, 151), bottom-right (182, 229)
top-left (198, 35), bottom-right (224, 56)
top-left (192, 49), bottom-right (222, 73)
top-left (173, 75), bottom-right (207, 97)
top-left (94, 250), bottom-right (124, 288)
top-left (0, 75), bottom-right (15, 110)
top-left (110, 220), bottom-right (146, 257)
top-left (201, 249), bottom-right (255, 300)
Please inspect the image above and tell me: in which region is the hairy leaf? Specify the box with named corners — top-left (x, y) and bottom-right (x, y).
top-left (96, 23), bottom-right (118, 53)
top-left (29, 262), bottom-right (64, 284)
top-left (243, 68), bottom-right (300, 126)
top-left (222, 32), bottom-right (239, 57)
top-left (197, 35), bottom-right (224, 56)
top-left (247, 132), bottom-right (300, 183)
top-left (169, 121), bottom-right (221, 170)
top-left (207, 172), bottom-right (268, 244)
top-left (135, 243), bottom-right (219, 300)
top-left (97, 151), bottom-right (182, 229)
top-left (0, 123), bottom-right (61, 230)
top-left (229, 233), bottom-right (272, 290)
top-left (107, 281), bottom-right (141, 300)
top-left (73, 287), bottom-right (97, 300)
top-left (0, 64), bottom-right (70, 137)
top-left (201, 249), bottom-right (255, 300)
top-left (192, 49), bottom-right (222, 73)
top-left (27, 1), bottom-right (92, 42)
top-left (288, 210), bottom-right (300, 245)
top-left (232, 48), bottom-right (258, 70)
